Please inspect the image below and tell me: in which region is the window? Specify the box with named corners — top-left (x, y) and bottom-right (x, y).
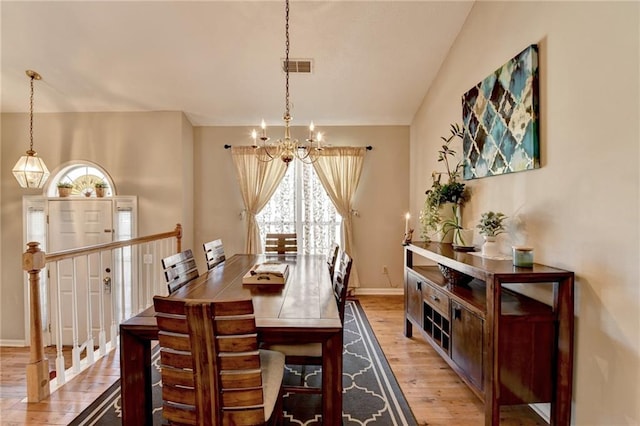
top-left (257, 160), bottom-right (341, 255)
top-left (46, 162), bottom-right (114, 197)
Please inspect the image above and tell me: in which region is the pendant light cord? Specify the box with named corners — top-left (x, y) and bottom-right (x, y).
top-left (29, 74), bottom-right (35, 153)
top-left (284, 0), bottom-right (290, 121)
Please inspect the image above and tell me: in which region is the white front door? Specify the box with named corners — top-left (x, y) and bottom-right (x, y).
top-left (48, 200), bottom-right (113, 346)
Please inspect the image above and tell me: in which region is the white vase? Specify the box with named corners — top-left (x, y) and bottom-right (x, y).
top-left (454, 229), bottom-right (474, 247)
top-left (432, 202), bottom-right (455, 243)
top-left (481, 236), bottom-right (499, 257)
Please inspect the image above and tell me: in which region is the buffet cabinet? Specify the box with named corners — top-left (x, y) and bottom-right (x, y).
top-left (404, 242), bottom-right (574, 426)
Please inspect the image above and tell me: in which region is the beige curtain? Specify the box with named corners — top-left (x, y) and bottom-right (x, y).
top-left (312, 146), bottom-right (366, 288)
top-left (231, 146), bottom-right (288, 254)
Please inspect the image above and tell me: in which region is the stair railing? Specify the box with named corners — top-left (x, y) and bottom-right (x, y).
top-left (22, 223), bottom-right (182, 402)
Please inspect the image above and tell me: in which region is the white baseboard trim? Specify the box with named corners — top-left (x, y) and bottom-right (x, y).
top-left (0, 339), bottom-right (27, 347)
top-left (352, 287), bottom-right (404, 296)
top-left (530, 403), bottom-right (551, 423)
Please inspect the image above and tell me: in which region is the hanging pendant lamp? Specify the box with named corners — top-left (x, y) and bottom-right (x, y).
top-left (251, 0), bottom-right (322, 165)
top-left (12, 70), bottom-right (50, 189)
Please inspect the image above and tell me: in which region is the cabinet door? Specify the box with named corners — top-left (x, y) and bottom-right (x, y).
top-left (405, 270), bottom-right (423, 328)
top-left (451, 301), bottom-right (483, 390)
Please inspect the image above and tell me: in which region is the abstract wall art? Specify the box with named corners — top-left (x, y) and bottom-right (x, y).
top-left (461, 44), bottom-right (540, 180)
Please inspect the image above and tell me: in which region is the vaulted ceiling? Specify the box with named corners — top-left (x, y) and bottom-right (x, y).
top-left (1, 1), bottom-right (473, 126)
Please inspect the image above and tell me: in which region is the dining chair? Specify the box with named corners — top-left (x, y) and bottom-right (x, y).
top-left (264, 233), bottom-right (297, 255)
top-left (153, 296), bottom-right (286, 426)
top-left (203, 238), bottom-right (226, 270)
top-left (265, 250), bottom-right (353, 393)
top-left (326, 242), bottom-right (340, 279)
top-left (161, 249), bottom-right (199, 294)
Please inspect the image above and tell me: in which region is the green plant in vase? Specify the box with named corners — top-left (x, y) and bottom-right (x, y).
top-left (477, 211), bottom-right (507, 257)
top-left (477, 211), bottom-right (507, 237)
top-left (56, 181), bottom-right (74, 197)
top-left (94, 180), bottom-right (109, 198)
top-left (419, 123), bottom-right (470, 241)
top-left (441, 204), bottom-right (475, 248)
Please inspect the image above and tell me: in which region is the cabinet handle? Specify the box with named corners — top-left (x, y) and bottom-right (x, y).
top-left (431, 294), bottom-right (440, 302)
top-left (453, 307), bottom-right (462, 320)
top-left (416, 281), bottom-right (422, 291)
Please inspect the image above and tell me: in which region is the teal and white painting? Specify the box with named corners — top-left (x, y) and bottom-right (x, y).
top-left (461, 44), bottom-right (540, 179)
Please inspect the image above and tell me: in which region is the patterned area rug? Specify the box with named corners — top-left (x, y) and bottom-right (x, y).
top-left (70, 300), bottom-right (417, 425)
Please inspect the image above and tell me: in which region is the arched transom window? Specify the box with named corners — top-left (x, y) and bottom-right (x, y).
top-left (46, 161), bottom-right (116, 198)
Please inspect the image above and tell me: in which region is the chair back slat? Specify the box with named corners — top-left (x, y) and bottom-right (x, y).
top-left (224, 408), bottom-right (266, 425)
top-left (204, 239), bottom-right (226, 270)
top-left (264, 233), bottom-right (298, 255)
top-left (162, 249), bottom-right (199, 294)
top-left (333, 250), bottom-right (353, 323)
top-left (153, 295), bottom-right (198, 425)
top-left (327, 242), bottom-right (340, 279)
top-left (155, 295), bottom-right (276, 425)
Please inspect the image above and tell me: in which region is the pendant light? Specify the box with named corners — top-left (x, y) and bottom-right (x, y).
top-left (251, 0), bottom-right (322, 165)
top-left (12, 70), bottom-right (50, 189)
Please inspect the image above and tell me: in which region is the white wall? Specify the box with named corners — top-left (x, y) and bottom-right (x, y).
top-left (410, 2), bottom-right (639, 424)
top-left (0, 111), bottom-right (194, 341)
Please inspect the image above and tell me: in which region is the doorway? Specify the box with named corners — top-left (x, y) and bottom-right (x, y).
top-left (48, 200), bottom-right (113, 346)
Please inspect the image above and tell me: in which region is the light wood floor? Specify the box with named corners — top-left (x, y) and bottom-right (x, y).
top-left (0, 295), bottom-right (546, 425)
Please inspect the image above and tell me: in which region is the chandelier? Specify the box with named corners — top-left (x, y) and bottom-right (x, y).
top-left (251, 0), bottom-right (322, 165)
top-left (12, 70), bottom-right (50, 188)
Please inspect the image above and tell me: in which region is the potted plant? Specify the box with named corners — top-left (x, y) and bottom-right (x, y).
top-left (56, 182), bottom-right (74, 197)
top-left (476, 211), bottom-right (507, 257)
top-left (441, 204), bottom-right (475, 249)
top-left (419, 123), bottom-right (470, 242)
top-left (94, 181), bottom-right (108, 198)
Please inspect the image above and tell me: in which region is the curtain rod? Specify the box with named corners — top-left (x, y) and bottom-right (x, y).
top-left (224, 144), bottom-right (372, 150)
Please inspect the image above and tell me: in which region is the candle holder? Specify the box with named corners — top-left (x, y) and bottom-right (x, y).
top-left (402, 229), bottom-right (414, 246)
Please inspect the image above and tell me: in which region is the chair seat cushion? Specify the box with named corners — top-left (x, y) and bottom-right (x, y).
top-left (265, 342), bottom-right (321, 357)
top-left (259, 349), bottom-right (285, 420)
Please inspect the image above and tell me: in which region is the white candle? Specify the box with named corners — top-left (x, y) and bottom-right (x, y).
top-left (405, 213), bottom-right (410, 234)
top-left (309, 121), bottom-right (315, 139)
top-left (251, 129), bottom-right (257, 146)
top-left (261, 119), bottom-right (267, 137)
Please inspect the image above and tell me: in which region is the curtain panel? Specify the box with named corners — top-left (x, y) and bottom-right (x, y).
top-left (231, 146), bottom-right (287, 254)
top-left (312, 146), bottom-right (366, 288)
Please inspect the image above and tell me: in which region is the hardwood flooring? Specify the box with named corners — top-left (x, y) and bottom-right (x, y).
top-left (0, 295), bottom-right (546, 425)
top-left (357, 295), bottom-right (546, 426)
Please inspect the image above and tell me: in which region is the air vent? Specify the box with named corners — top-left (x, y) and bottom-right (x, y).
top-left (282, 59), bottom-right (313, 73)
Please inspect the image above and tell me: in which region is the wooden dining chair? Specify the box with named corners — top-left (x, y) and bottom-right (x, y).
top-left (203, 239), bottom-right (226, 270)
top-left (153, 296), bottom-right (286, 426)
top-left (326, 242), bottom-right (340, 279)
top-left (264, 233), bottom-right (297, 255)
top-left (265, 250), bottom-right (353, 393)
top-left (162, 249), bottom-right (200, 294)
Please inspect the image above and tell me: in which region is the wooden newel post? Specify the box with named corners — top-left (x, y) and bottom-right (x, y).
top-left (175, 223), bottom-right (182, 253)
top-left (23, 242), bottom-right (50, 402)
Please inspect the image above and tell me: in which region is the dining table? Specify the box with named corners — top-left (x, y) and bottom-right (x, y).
top-left (119, 253), bottom-right (343, 425)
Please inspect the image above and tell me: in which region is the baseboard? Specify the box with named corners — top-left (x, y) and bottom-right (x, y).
top-left (530, 403), bottom-right (551, 423)
top-left (0, 339), bottom-right (27, 347)
top-left (352, 287), bottom-right (404, 296)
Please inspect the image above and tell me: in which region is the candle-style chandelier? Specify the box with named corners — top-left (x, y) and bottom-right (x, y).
top-left (251, 0), bottom-right (322, 165)
top-left (12, 70), bottom-right (50, 188)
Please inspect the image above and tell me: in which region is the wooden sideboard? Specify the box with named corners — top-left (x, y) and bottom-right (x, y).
top-left (403, 242), bottom-right (574, 426)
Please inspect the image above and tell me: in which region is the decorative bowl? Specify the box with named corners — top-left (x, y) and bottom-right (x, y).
top-left (437, 264), bottom-right (473, 287)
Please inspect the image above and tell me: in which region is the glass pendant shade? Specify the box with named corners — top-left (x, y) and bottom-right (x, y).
top-left (13, 150), bottom-right (50, 189)
top-left (14, 69), bottom-right (50, 189)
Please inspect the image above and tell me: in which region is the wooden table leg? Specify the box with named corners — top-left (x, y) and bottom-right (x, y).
top-left (120, 327), bottom-right (152, 426)
top-left (322, 329), bottom-right (343, 425)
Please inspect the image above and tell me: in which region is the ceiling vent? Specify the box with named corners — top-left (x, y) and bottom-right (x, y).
top-left (282, 59), bottom-right (313, 73)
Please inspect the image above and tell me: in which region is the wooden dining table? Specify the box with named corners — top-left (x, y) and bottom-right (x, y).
top-left (119, 253), bottom-right (343, 425)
